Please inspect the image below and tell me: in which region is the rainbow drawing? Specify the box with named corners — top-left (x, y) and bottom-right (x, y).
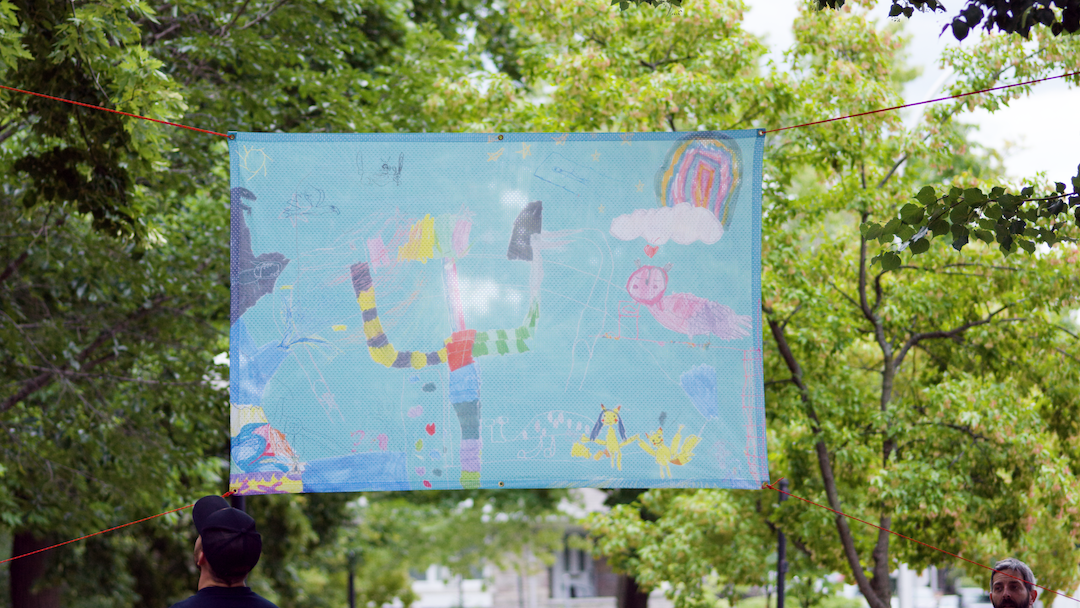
top-left (655, 136), bottom-right (741, 227)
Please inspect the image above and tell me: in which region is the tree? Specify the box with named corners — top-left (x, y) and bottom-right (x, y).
top-left (0, 0), bottom-right (543, 606)
top-left (418, 1), bottom-right (1080, 606)
top-left (613, 0), bottom-right (1080, 41)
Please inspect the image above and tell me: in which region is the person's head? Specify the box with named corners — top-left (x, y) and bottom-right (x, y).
top-left (192, 495), bottom-right (262, 587)
top-left (990, 558), bottom-right (1038, 608)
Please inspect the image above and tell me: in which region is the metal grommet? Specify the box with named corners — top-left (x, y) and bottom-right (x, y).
top-left (758, 129), bottom-right (766, 136)
top-left (498, 481), bottom-right (505, 487)
top-left (498, 134), bottom-right (504, 140)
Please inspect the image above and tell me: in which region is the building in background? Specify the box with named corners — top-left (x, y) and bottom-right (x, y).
top-left (408, 489), bottom-right (674, 608)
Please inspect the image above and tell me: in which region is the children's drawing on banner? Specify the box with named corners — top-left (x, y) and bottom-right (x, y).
top-left (228, 131), bottom-right (767, 494)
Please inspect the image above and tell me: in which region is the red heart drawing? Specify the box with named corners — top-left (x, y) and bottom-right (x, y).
top-left (644, 244), bottom-right (659, 258)
top-left (423, 480), bottom-right (432, 488)
top-left (425, 423), bottom-right (436, 435)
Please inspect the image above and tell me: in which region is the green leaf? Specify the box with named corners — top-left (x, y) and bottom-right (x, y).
top-left (951, 225), bottom-right (969, 251)
top-left (909, 237), bottom-right (930, 254)
top-left (930, 218), bottom-right (950, 236)
top-left (883, 218), bottom-right (902, 235)
top-left (1021, 186), bottom-right (1034, 197)
top-left (915, 186), bottom-right (938, 205)
top-left (900, 203), bottom-right (924, 224)
top-left (897, 224), bottom-right (916, 241)
top-left (862, 222), bottom-right (883, 240)
top-left (974, 229), bottom-right (994, 243)
top-left (964, 188), bottom-right (986, 204)
top-left (880, 251), bottom-right (901, 271)
top-left (1017, 238), bottom-right (1035, 253)
top-left (1055, 182), bottom-right (1066, 193)
top-left (949, 203), bottom-right (971, 223)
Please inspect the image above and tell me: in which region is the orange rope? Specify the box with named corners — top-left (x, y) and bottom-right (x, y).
top-left (0, 491), bottom-right (235, 565)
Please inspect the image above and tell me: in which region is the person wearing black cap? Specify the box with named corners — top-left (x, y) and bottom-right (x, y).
top-left (169, 495), bottom-right (278, 607)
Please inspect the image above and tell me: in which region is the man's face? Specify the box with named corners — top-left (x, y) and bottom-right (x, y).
top-left (991, 569), bottom-right (1035, 608)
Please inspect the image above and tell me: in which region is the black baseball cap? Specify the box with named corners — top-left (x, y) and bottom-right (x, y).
top-left (193, 495), bottom-right (262, 579)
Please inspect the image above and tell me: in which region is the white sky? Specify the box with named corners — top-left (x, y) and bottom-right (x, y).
top-left (742, 0), bottom-right (1080, 182)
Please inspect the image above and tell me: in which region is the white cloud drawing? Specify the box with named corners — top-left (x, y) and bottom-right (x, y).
top-left (609, 203), bottom-right (724, 245)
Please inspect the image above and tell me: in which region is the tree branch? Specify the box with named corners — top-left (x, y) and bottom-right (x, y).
top-left (763, 305), bottom-right (890, 608)
top-left (0, 207), bottom-right (54, 286)
top-left (0, 295), bottom-right (171, 414)
top-left (16, 364), bottom-right (206, 386)
top-left (219, 0), bottom-right (253, 37)
top-left (0, 121), bottom-right (23, 146)
top-left (237, 0), bottom-right (290, 31)
top-left (894, 303), bottom-right (1024, 369)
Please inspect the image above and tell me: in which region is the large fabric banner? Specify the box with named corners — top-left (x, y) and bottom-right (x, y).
top-left (228, 131), bottom-right (766, 494)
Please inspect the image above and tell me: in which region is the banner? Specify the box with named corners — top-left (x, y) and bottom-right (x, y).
top-left (228, 130), bottom-right (766, 494)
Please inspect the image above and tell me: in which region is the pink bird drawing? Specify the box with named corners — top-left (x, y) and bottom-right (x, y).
top-left (625, 261), bottom-right (750, 341)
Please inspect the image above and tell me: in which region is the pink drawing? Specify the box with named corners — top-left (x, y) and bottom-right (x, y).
top-left (423, 480), bottom-right (432, 488)
top-left (367, 237), bottom-right (392, 268)
top-left (625, 261), bottom-right (750, 341)
top-left (425, 423), bottom-right (436, 436)
top-left (416, 466), bottom-right (426, 476)
top-left (452, 217), bottom-right (472, 257)
top-left (644, 244), bottom-right (658, 258)
top-left (407, 405), bottom-right (423, 418)
top-left (351, 429), bottom-right (366, 438)
top-left (376, 433), bottom-right (389, 451)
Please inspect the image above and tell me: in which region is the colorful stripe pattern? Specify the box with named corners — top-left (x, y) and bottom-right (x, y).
top-left (471, 301), bottom-right (540, 357)
top-left (350, 262), bottom-right (448, 369)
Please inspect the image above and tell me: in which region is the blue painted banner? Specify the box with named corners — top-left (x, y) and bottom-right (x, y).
top-left (228, 130), bottom-right (767, 494)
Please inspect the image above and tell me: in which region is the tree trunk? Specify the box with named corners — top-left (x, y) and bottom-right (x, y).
top-left (617, 573), bottom-right (650, 608)
top-left (10, 531), bottom-right (63, 608)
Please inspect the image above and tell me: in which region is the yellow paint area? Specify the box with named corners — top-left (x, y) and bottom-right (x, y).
top-left (356, 289), bottom-right (377, 310)
top-left (363, 318), bottom-right (385, 340)
top-left (231, 404), bottom-right (269, 437)
top-left (231, 473), bottom-right (303, 495)
top-left (398, 214), bottom-right (436, 263)
top-left (410, 351), bottom-right (427, 369)
top-left (369, 344), bottom-right (397, 368)
top-left (332, 324), bottom-right (347, 331)
top-left (280, 285), bottom-right (293, 290)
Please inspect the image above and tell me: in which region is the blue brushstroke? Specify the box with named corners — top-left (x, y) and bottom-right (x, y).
top-left (232, 318), bottom-right (291, 405)
top-left (302, 452), bottom-right (410, 492)
top-left (680, 364), bottom-right (718, 420)
top-left (448, 364), bottom-right (480, 404)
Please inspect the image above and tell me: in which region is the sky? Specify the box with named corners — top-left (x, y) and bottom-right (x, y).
top-left (741, 0), bottom-right (1080, 182)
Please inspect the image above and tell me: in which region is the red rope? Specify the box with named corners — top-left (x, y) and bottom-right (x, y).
top-left (0, 491), bottom-right (235, 565)
top-left (0, 84), bottom-right (231, 138)
top-left (765, 71), bottom-right (1079, 133)
top-left (5, 71), bottom-right (1078, 139)
top-left (762, 478), bottom-right (1079, 603)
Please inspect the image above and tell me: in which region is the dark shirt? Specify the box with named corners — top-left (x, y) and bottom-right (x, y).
top-left (169, 586), bottom-right (278, 608)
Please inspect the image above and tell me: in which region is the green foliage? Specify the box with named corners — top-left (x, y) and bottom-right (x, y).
top-left (567, 2), bottom-right (1080, 607)
top-left (1, 0), bottom-right (560, 606)
top-left (863, 165), bottom-right (1080, 265)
